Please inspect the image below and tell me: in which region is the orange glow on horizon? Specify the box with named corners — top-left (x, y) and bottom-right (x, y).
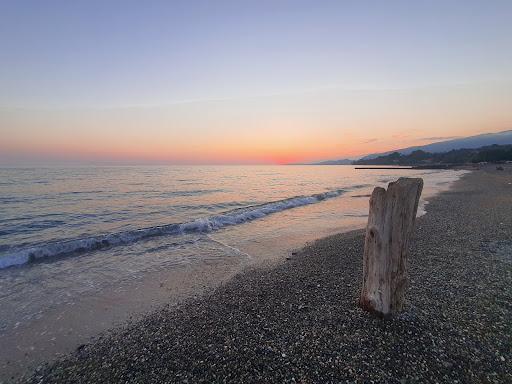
top-left (2, 82), bottom-right (511, 164)
top-left (2, 124), bottom-right (511, 165)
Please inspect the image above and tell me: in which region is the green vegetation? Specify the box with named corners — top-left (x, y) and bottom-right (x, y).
top-left (354, 144), bottom-right (512, 165)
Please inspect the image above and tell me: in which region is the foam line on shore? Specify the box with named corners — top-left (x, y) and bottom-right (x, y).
top-left (0, 189), bottom-right (347, 269)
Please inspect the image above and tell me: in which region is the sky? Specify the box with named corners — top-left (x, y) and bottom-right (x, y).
top-left (1, 0), bottom-right (512, 164)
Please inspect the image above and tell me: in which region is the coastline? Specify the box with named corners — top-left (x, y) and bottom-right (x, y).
top-left (17, 166), bottom-right (512, 382)
top-left (0, 167), bottom-right (464, 382)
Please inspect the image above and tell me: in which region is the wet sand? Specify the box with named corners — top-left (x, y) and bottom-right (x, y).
top-left (15, 165), bottom-right (512, 383)
top-left (0, 253), bottom-right (246, 382)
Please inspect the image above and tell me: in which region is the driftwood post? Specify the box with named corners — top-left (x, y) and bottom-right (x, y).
top-left (359, 177), bottom-right (423, 317)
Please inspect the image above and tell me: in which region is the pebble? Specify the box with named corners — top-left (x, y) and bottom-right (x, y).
top-left (20, 167), bottom-right (512, 384)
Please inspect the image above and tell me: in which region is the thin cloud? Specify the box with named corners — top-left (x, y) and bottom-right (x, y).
top-left (417, 136), bottom-right (461, 142)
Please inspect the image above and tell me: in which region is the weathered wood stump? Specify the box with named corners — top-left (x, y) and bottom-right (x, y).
top-left (359, 177), bottom-right (423, 317)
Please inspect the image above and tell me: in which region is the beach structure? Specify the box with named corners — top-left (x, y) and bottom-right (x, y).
top-left (359, 178), bottom-right (423, 317)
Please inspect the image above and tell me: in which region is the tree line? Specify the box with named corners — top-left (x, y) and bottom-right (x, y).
top-left (353, 144), bottom-right (512, 165)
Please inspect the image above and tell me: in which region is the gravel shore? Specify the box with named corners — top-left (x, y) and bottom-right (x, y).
top-left (21, 166), bottom-right (512, 383)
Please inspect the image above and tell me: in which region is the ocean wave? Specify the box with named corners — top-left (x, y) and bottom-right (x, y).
top-left (0, 188), bottom-right (346, 269)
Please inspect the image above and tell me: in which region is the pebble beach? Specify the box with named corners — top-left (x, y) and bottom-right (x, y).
top-left (20, 166), bottom-right (512, 383)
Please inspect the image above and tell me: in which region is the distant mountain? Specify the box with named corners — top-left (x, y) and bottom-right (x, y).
top-left (360, 130), bottom-right (512, 160)
top-left (305, 130), bottom-right (512, 166)
top-left (353, 144), bottom-right (512, 166)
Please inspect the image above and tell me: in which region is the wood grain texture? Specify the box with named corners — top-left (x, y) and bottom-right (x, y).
top-left (359, 177), bottom-right (423, 317)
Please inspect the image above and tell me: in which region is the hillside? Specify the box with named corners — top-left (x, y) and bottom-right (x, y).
top-left (359, 130), bottom-right (512, 160)
top-left (353, 144), bottom-right (512, 165)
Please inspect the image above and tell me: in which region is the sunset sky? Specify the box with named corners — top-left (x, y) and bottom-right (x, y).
top-left (1, 1), bottom-right (511, 164)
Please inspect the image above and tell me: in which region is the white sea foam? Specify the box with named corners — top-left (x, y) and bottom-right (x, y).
top-left (0, 189), bottom-right (346, 269)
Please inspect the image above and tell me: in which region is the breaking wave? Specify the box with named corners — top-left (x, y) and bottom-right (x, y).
top-left (0, 189), bottom-right (346, 269)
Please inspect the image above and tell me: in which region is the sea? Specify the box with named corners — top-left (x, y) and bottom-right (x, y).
top-left (0, 165), bottom-right (467, 378)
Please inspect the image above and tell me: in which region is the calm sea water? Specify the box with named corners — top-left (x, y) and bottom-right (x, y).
top-left (0, 166), bottom-right (466, 335)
